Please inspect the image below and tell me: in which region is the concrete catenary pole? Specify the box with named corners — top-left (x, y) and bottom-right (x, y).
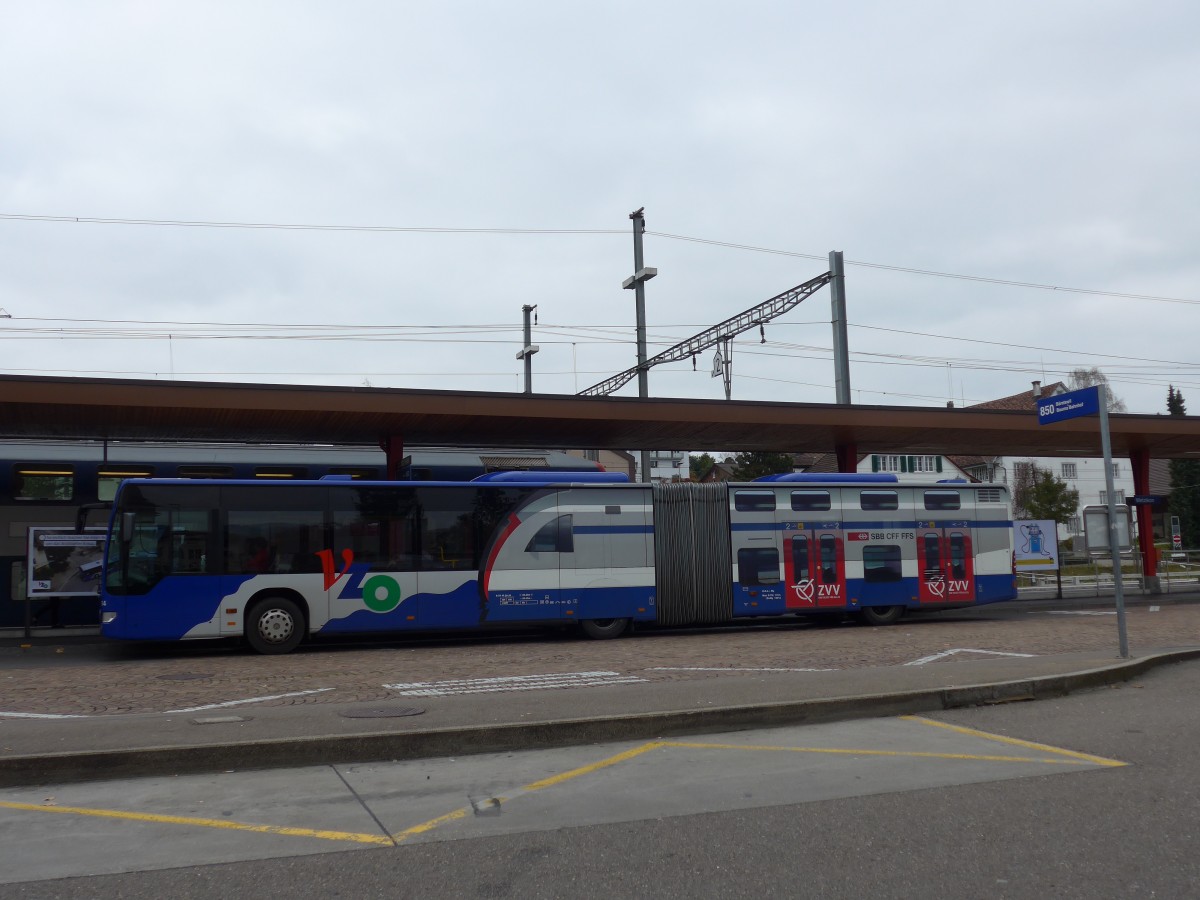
top-left (623, 208), bottom-right (657, 481)
top-left (830, 250), bottom-right (851, 405)
top-left (516, 305), bottom-right (539, 394)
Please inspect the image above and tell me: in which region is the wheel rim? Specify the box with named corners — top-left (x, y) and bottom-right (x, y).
top-left (257, 608), bottom-right (295, 644)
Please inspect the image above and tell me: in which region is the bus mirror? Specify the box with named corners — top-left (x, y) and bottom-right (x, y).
top-left (121, 512), bottom-right (136, 543)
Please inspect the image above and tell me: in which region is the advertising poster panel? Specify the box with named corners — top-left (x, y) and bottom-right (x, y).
top-left (1014, 519), bottom-right (1059, 572)
top-left (26, 527), bottom-right (107, 598)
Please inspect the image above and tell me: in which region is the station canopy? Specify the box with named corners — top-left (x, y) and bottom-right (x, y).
top-left (3, 374), bottom-right (1200, 459)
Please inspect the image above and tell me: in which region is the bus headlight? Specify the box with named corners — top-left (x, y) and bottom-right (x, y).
top-left (101, 612), bottom-right (117, 624)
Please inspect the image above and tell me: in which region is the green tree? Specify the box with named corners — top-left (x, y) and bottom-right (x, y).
top-left (731, 451), bottom-right (794, 481)
top-left (1012, 460), bottom-right (1079, 523)
top-left (689, 452), bottom-right (716, 482)
top-left (1167, 386), bottom-right (1200, 548)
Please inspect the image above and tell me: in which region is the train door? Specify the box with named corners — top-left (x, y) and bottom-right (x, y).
top-left (783, 526), bottom-right (846, 609)
top-left (916, 525), bottom-right (975, 604)
top-left (731, 488), bottom-right (784, 613)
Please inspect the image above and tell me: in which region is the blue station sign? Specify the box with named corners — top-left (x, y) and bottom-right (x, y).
top-left (1037, 386), bottom-right (1101, 425)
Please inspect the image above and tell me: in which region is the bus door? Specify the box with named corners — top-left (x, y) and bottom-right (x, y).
top-left (784, 525), bottom-right (846, 609)
top-left (916, 524), bottom-right (975, 604)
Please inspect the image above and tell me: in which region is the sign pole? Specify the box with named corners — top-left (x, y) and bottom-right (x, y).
top-left (1097, 385), bottom-right (1130, 658)
top-left (1037, 383), bottom-right (1129, 658)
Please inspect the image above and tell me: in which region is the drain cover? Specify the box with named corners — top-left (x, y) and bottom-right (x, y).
top-left (340, 705), bottom-right (425, 719)
top-left (157, 673), bottom-right (213, 681)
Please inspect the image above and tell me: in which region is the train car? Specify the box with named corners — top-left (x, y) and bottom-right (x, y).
top-left (97, 474), bottom-right (1018, 653)
top-left (0, 441), bottom-right (601, 629)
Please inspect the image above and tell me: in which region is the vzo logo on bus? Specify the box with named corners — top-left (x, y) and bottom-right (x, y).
top-left (315, 549), bottom-right (406, 613)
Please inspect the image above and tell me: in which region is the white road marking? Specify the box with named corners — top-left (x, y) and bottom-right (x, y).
top-left (0, 711), bottom-right (89, 719)
top-left (904, 648), bottom-right (1037, 666)
top-left (167, 688), bottom-right (334, 713)
top-left (383, 671), bottom-right (647, 696)
top-left (1041, 610), bottom-right (1118, 616)
top-left (647, 666), bottom-right (835, 673)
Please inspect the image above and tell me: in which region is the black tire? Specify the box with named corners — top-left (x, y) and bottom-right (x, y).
top-left (857, 605), bottom-right (906, 626)
top-left (580, 617), bottom-right (630, 639)
top-left (245, 596), bottom-right (306, 654)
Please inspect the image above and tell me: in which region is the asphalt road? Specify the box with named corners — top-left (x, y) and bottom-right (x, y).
top-left (2, 656), bottom-right (1198, 898)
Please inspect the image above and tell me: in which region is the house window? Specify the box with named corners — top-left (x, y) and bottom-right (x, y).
top-left (1111, 463), bottom-right (1120, 478)
top-left (1061, 463), bottom-right (1077, 479)
top-left (872, 455), bottom-right (942, 474)
top-left (1099, 490), bottom-right (1125, 506)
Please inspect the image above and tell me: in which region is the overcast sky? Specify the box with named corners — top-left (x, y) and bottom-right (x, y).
top-left (3, 1), bottom-right (1199, 425)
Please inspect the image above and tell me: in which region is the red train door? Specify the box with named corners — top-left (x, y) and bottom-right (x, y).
top-left (784, 527), bottom-right (846, 609)
top-left (917, 526), bottom-right (975, 604)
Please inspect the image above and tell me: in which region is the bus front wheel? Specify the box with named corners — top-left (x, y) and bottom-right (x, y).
top-left (857, 605), bottom-right (906, 626)
top-left (246, 596), bottom-right (306, 654)
top-left (580, 617), bottom-right (630, 639)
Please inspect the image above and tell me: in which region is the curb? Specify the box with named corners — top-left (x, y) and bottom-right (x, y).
top-left (4, 649), bottom-right (1199, 789)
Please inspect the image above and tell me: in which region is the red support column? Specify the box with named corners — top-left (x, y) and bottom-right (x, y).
top-left (380, 434), bottom-right (405, 481)
top-left (1130, 448), bottom-right (1157, 585)
top-left (835, 442), bottom-right (858, 474)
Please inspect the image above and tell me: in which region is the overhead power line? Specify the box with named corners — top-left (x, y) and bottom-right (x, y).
top-left (2, 211), bottom-right (1196, 306)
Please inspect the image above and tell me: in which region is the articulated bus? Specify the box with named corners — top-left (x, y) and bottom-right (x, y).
top-left (0, 441), bottom-right (603, 629)
top-left (99, 472), bottom-right (1018, 653)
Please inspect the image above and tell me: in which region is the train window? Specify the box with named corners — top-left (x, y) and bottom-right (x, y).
top-left (863, 545), bottom-right (903, 582)
top-left (255, 467), bottom-right (308, 479)
top-left (949, 532), bottom-right (967, 579)
top-left (525, 515), bottom-right (574, 553)
top-left (177, 465), bottom-right (234, 479)
top-left (98, 468), bottom-right (153, 502)
top-left (737, 547), bottom-right (779, 585)
top-left (819, 534), bottom-right (838, 581)
top-left (14, 466), bottom-right (74, 501)
top-left (735, 491), bottom-right (776, 512)
top-left (328, 467), bottom-right (379, 480)
top-left (790, 490), bottom-right (831, 511)
top-left (924, 490), bottom-right (961, 511)
top-left (860, 491), bottom-right (898, 511)
top-left (790, 536), bottom-right (809, 580)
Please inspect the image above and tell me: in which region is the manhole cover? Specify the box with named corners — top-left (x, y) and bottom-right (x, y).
top-left (157, 673), bottom-right (213, 681)
top-left (340, 706), bottom-right (425, 719)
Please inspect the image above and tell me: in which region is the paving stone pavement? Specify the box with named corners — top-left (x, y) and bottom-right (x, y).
top-left (3, 596), bottom-right (1198, 717)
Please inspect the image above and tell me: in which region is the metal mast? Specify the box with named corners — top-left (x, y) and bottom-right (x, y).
top-left (578, 269), bottom-right (834, 398)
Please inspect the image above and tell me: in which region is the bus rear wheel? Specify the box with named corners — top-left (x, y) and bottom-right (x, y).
top-left (246, 596), bottom-right (306, 654)
top-left (858, 605), bottom-right (906, 626)
top-left (580, 617), bottom-right (630, 639)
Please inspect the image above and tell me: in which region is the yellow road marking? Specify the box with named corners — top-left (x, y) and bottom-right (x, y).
top-left (394, 741), bottom-right (667, 843)
top-left (393, 805), bottom-right (473, 843)
top-left (0, 800), bottom-right (394, 845)
top-left (902, 715), bottom-right (1128, 767)
top-left (521, 741), bottom-right (666, 791)
top-left (661, 740), bottom-right (1097, 766)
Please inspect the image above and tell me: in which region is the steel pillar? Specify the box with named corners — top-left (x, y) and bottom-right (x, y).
top-left (380, 434), bottom-right (405, 481)
top-left (835, 442), bottom-right (858, 474)
top-left (1130, 448), bottom-right (1160, 591)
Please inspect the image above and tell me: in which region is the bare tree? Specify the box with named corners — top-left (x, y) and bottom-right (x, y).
top-left (1067, 367), bottom-right (1126, 412)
